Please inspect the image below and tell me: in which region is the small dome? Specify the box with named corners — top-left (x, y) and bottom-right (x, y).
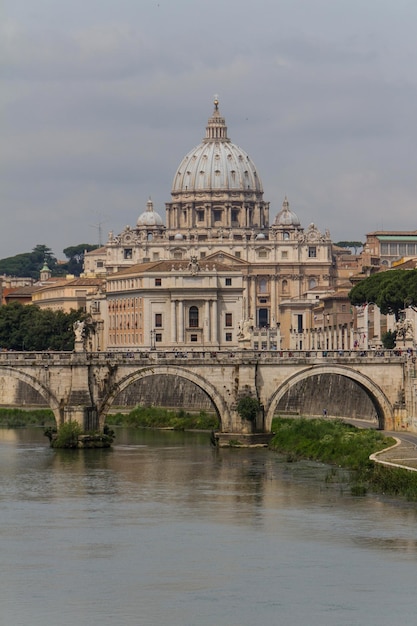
top-left (174, 233), bottom-right (184, 240)
top-left (137, 198), bottom-right (163, 227)
top-left (255, 233), bottom-right (266, 240)
top-left (274, 197), bottom-right (300, 227)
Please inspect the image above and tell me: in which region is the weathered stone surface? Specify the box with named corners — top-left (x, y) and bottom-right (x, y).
top-left (0, 350), bottom-right (413, 434)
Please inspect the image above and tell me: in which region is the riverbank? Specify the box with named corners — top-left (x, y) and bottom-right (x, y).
top-left (107, 406), bottom-right (219, 430)
top-left (0, 407), bottom-right (55, 428)
top-left (270, 417), bottom-right (417, 500)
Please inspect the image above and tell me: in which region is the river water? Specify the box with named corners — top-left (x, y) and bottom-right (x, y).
top-left (1, 427), bottom-right (417, 626)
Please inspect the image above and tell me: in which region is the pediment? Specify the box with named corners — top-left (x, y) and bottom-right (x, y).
top-left (203, 251), bottom-right (249, 266)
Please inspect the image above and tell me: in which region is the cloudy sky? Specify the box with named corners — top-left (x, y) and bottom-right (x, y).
top-left (2, 0), bottom-right (417, 259)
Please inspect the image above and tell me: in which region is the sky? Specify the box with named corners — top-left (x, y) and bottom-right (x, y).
top-left (2, 0), bottom-right (417, 260)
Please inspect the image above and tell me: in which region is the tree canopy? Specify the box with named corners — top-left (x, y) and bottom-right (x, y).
top-left (349, 269), bottom-right (417, 320)
top-left (63, 244), bottom-right (99, 276)
top-left (0, 302), bottom-right (84, 351)
top-left (0, 243), bottom-right (99, 279)
top-left (0, 245), bottom-right (58, 279)
top-left (334, 241), bottom-right (363, 254)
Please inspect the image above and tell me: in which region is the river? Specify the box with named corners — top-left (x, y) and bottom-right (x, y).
top-left (1, 427), bottom-right (417, 626)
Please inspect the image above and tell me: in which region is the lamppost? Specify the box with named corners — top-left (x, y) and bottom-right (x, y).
top-left (150, 329), bottom-right (156, 350)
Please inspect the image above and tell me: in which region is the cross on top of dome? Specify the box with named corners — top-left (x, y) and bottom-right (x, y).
top-left (204, 96), bottom-right (229, 143)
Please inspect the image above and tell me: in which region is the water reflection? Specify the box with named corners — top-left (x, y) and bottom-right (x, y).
top-left (2, 427), bottom-right (417, 626)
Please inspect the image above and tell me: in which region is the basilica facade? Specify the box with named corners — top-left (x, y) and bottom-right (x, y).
top-left (84, 98), bottom-right (337, 351)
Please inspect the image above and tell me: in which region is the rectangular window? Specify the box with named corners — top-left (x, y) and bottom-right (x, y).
top-left (153, 252), bottom-right (160, 261)
top-left (155, 313), bottom-right (162, 328)
top-left (124, 248), bottom-right (133, 259)
top-left (380, 243), bottom-right (389, 254)
top-left (190, 334), bottom-right (198, 342)
top-left (399, 243), bottom-right (407, 255)
top-left (225, 278), bottom-right (232, 286)
top-left (225, 332), bottom-right (232, 342)
top-left (155, 333), bottom-right (162, 343)
top-left (197, 211), bottom-right (205, 221)
top-left (213, 210), bottom-right (222, 222)
top-left (297, 314), bottom-right (303, 333)
top-left (225, 313), bottom-right (233, 327)
top-left (235, 251), bottom-right (241, 258)
top-left (407, 244), bottom-right (416, 255)
top-left (281, 251), bottom-right (288, 259)
top-left (389, 243), bottom-right (398, 256)
top-left (155, 278), bottom-right (162, 286)
top-left (96, 261), bottom-right (104, 268)
top-left (308, 247), bottom-right (317, 258)
top-left (200, 251), bottom-right (206, 258)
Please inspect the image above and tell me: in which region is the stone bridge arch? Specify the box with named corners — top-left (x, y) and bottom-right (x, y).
top-left (98, 365), bottom-right (231, 430)
top-left (0, 365), bottom-right (61, 425)
top-left (264, 364), bottom-right (394, 431)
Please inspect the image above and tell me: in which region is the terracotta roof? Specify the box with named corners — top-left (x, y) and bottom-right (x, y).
top-left (108, 259), bottom-right (242, 278)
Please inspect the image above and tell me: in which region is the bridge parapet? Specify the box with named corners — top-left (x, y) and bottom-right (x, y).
top-left (0, 349), bottom-right (408, 367)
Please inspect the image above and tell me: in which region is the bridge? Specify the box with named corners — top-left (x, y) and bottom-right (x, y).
top-left (0, 349), bottom-right (416, 435)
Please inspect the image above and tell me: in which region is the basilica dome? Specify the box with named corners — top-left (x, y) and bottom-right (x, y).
top-left (273, 197), bottom-right (300, 227)
top-left (137, 198), bottom-right (163, 227)
top-left (172, 98), bottom-right (263, 195)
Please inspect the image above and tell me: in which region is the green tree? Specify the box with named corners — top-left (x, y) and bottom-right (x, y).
top-left (381, 330), bottom-right (397, 349)
top-left (0, 244), bottom-right (59, 279)
top-left (335, 241), bottom-right (364, 254)
top-left (237, 396), bottom-right (261, 422)
top-left (63, 244), bottom-right (99, 276)
top-left (349, 269), bottom-right (417, 320)
top-left (0, 302), bottom-right (84, 351)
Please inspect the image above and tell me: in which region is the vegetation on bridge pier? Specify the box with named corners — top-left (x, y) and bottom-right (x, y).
top-left (45, 422), bottom-right (115, 448)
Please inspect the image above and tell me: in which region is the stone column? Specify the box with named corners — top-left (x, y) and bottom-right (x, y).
top-left (250, 276), bottom-right (256, 322)
top-left (178, 301), bottom-right (184, 343)
top-left (271, 275), bottom-right (277, 326)
top-left (171, 300), bottom-right (177, 344)
top-left (211, 300), bottom-right (218, 345)
top-left (204, 300), bottom-right (210, 344)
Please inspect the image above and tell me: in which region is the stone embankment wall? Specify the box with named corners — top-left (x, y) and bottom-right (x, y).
top-left (0, 376), bottom-right (46, 407)
top-left (112, 374), bottom-right (214, 412)
top-left (276, 373), bottom-right (378, 422)
top-left (0, 373), bottom-right (215, 413)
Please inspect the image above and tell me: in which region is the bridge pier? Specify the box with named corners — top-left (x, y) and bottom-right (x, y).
top-left (63, 406), bottom-right (99, 431)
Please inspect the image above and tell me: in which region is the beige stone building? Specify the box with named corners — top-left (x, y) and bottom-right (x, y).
top-left (362, 231), bottom-right (417, 270)
top-left (84, 98), bottom-right (343, 351)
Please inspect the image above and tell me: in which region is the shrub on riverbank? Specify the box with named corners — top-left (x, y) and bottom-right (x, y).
top-left (0, 408), bottom-right (55, 428)
top-left (106, 406), bottom-right (219, 431)
top-left (269, 417), bottom-right (417, 500)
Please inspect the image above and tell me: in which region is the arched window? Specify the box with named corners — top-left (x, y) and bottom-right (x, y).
top-left (189, 306), bottom-right (199, 328)
top-left (283, 231), bottom-right (290, 240)
top-left (309, 278), bottom-right (317, 289)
